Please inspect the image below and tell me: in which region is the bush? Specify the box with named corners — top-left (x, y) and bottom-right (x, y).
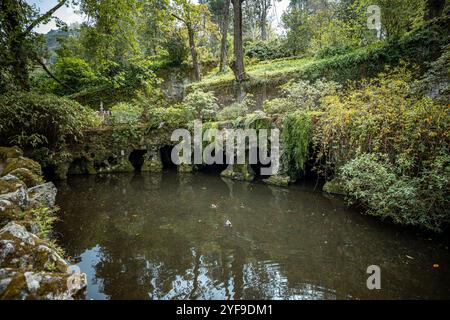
top-left (217, 95), bottom-right (254, 121)
top-left (146, 104), bottom-right (193, 129)
top-left (263, 79), bottom-right (340, 116)
top-left (110, 103), bottom-right (143, 125)
top-left (340, 153), bottom-right (449, 232)
top-left (315, 65), bottom-right (449, 174)
top-left (245, 39), bottom-right (291, 61)
top-left (0, 92), bottom-right (98, 149)
top-left (182, 90), bottom-right (219, 121)
top-left (52, 57), bottom-right (98, 95)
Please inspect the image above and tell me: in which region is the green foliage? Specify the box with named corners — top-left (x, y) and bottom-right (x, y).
top-left (315, 64), bottom-right (449, 175)
top-left (245, 39), bottom-right (290, 61)
top-left (23, 206), bottom-right (59, 239)
top-left (182, 89), bottom-right (219, 121)
top-left (146, 104), bottom-right (193, 129)
top-left (110, 103), bottom-right (143, 125)
top-left (163, 30), bottom-right (189, 65)
top-left (340, 153), bottom-right (449, 232)
top-left (217, 95), bottom-right (255, 121)
top-left (0, 92), bottom-right (98, 149)
top-left (51, 57), bottom-right (98, 95)
top-left (282, 111), bottom-right (313, 178)
top-left (264, 79), bottom-right (341, 115)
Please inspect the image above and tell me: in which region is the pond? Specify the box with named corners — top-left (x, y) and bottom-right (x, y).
top-left (54, 172), bottom-right (450, 300)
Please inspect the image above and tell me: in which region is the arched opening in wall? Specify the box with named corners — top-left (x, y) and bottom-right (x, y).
top-left (196, 149), bottom-right (228, 174)
top-left (160, 145), bottom-right (177, 170)
top-left (129, 150), bottom-right (147, 172)
top-left (250, 148), bottom-right (273, 180)
top-left (68, 157), bottom-right (90, 175)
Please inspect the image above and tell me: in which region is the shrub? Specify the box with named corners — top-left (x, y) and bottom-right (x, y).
top-left (217, 95), bottom-right (254, 121)
top-left (263, 79), bottom-right (340, 116)
top-left (52, 57), bottom-right (98, 95)
top-left (182, 90), bottom-right (219, 121)
top-left (146, 104), bottom-right (193, 129)
top-left (110, 103), bottom-right (143, 125)
top-left (340, 153), bottom-right (449, 232)
top-left (245, 39), bottom-right (291, 61)
top-left (315, 65), bottom-right (449, 174)
top-left (0, 92), bottom-right (98, 149)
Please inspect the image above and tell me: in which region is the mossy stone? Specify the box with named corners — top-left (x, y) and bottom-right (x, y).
top-left (323, 179), bottom-right (346, 195)
top-left (9, 168), bottom-right (44, 188)
top-left (3, 157), bottom-right (42, 177)
top-left (0, 147), bottom-right (23, 161)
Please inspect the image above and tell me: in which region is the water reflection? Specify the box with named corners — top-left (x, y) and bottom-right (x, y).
top-left (55, 172), bottom-right (450, 300)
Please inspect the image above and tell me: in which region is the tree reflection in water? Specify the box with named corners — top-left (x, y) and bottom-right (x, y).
top-left (55, 172), bottom-right (450, 300)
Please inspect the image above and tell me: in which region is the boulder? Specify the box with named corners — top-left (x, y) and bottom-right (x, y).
top-left (0, 268), bottom-right (87, 300)
top-left (0, 185), bottom-right (28, 209)
top-left (0, 222), bottom-right (87, 300)
top-left (8, 168), bottom-right (43, 188)
top-left (263, 175), bottom-right (291, 187)
top-left (27, 183), bottom-right (57, 208)
top-left (2, 157), bottom-right (42, 177)
top-left (0, 147), bottom-right (23, 162)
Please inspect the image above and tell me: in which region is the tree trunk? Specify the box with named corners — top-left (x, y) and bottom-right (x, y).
top-left (425, 0), bottom-right (445, 20)
top-left (231, 0), bottom-right (247, 82)
top-left (187, 24), bottom-right (201, 81)
top-left (260, 10), bottom-right (268, 41)
top-left (219, 0), bottom-right (230, 73)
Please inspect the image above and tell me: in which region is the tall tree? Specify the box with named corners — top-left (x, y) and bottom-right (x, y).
top-left (231, 0), bottom-right (247, 82)
top-left (172, 0), bottom-right (210, 81)
top-left (219, 0), bottom-right (231, 72)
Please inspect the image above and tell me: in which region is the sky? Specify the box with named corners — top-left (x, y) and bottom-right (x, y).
top-left (27, 0), bottom-right (290, 34)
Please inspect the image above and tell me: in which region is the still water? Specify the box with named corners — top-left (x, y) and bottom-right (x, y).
top-left (55, 172), bottom-right (450, 300)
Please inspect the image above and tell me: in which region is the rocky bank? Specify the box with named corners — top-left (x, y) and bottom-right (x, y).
top-left (0, 147), bottom-right (86, 300)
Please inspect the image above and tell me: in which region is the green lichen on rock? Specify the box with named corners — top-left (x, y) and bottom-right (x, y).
top-left (8, 168), bottom-right (43, 188)
top-left (323, 178), bottom-right (346, 195)
top-left (3, 157), bottom-right (42, 177)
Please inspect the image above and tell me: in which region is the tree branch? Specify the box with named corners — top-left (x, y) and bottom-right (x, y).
top-left (35, 56), bottom-right (74, 92)
top-left (23, 0), bottom-right (68, 35)
top-left (171, 12), bottom-right (186, 24)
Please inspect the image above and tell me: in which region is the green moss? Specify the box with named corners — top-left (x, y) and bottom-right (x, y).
top-left (0, 179), bottom-right (24, 194)
top-left (8, 168), bottom-right (43, 188)
top-left (3, 157), bottom-right (42, 177)
top-left (264, 175), bottom-right (291, 187)
top-left (0, 146), bottom-right (23, 161)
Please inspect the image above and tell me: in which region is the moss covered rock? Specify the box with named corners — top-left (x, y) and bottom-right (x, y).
top-left (3, 157), bottom-right (42, 177)
top-left (0, 147), bottom-right (23, 162)
top-left (8, 168), bottom-right (43, 188)
top-left (264, 175), bottom-right (291, 187)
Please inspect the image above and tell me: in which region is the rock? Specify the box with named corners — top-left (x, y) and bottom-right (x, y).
top-left (8, 168), bottom-right (43, 188)
top-left (323, 179), bottom-right (346, 196)
top-left (27, 183), bottom-right (57, 208)
top-left (0, 185), bottom-right (28, 208)
top-left (0, 268), bottom-right (87, 300)
top-left (221, 164), bottom-right (254, 182)
top-left (263, 175), bottom-right (290, 187)
top-left (0, 175), bottom-right (26, 194)
top-left (2, 157), bottom-right (42, 177)
top-left (0, 147), bottom-right (23, 162)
